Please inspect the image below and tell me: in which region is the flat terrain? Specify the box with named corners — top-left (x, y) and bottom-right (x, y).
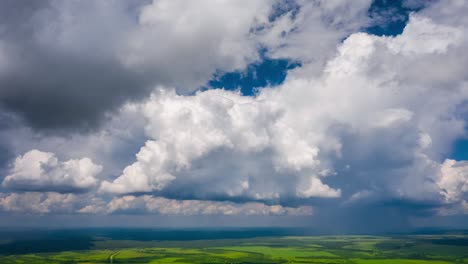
top-left (0, 233), bottom-right (467, 263)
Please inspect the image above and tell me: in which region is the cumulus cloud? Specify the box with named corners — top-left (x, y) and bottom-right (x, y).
top-left (2, 149), bottom-right (102, 193)
top-left (101, 10), bottom-right (468, 215)
top-left (0, 192), bottom-right (80, 214)
top-left (99, 89), bottom-right (342, 200)
top-left (81, 195), bottom-right (313, 216)
top-left (437, 159), bottom-right (468, 205)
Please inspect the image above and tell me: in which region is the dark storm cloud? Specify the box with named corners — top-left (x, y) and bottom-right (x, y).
top-left (0, 51), bottom-right (151, 131)
top-left (0, 0), bottom-right (155, 131)
top-left (0, 0), bottom-right (275, 132)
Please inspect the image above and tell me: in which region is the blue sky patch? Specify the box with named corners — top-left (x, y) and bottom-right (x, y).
top-left (451, 139), bottom-right (468, 161)
top-left (366, 0), bottom-right (428, 36)
top-left (207, 58), bottom-right (300, 96)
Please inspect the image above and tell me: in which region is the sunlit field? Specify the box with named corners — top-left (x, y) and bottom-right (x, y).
top-left (1, 234), bottom-right (467, 263)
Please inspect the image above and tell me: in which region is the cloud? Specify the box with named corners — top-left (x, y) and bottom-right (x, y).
top-left (259, 0), bottom-right (373, 76)
top-left (0, 0), bottom-right (148, 130)
top-left (0, 191), bottom-right (312, 216)
top-left (0, 0), bottom-right (467, 228)
top-left (261, 0), bottom-right (372, 59)
top-left (2, 149), bottom-right (102, 193)
top-left (80, 195), bottom-right (313, 216)
top-left (101, 11), bottom-right (468, 217)
top-left (0, 0), bottom-right (383, 132)
top-left (99, 89), bottom-right (342, 200)
top-left (0, 0), bottom-right (273, 131)
top-left (0, 192), bottom-right (80, 214)
top-left (437, 159), bottom-right (468, 205)
top-left (121, 0), bottom-right (273, 88)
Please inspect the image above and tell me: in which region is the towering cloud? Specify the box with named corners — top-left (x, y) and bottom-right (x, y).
top-left (0, 0), bottom-right (467, 228)
top-left (102, 11), bottom-right (468, 215)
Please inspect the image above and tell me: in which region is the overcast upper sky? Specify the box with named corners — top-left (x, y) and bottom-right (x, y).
top-left (0, 0), bottom-right (467, 232)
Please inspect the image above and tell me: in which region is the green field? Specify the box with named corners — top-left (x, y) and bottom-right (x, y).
top-left (0, 235), bottom-right (467, 263)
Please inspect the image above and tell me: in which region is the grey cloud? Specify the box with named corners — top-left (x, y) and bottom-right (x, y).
top-left (0, 0), bottom-right (273, 131)
top-left (0, 0), bottom-right (152, 131)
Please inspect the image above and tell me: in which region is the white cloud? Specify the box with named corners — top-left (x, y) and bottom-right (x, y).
top-left (386, 16), bottom-right (462, 56)
top-left (2, 149), bottom-right (102, 192)
top-left (118, 0), bottom-right (273, 90)
top-left (0, 192), bottom-right (80, 214)
top-left (100, 89), bottom-right (341, 199)
top-left (371, 108), bottom-right (413, 128)
top-left (97, 195), bottom-right (313, 216)
top-left (297, 178), bottom-right (341, 198)
top-left (438, 159), bottom-right (468, 204)
top-left (260, 0), bottom-right (373, 64)
top-left (345, 190), bottom-right (375, 204)
top-left (101, 11), bottom-right (468, 212)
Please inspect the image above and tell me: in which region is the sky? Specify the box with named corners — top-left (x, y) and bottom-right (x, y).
top-left (0, 0), bottom-right (467, 232)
